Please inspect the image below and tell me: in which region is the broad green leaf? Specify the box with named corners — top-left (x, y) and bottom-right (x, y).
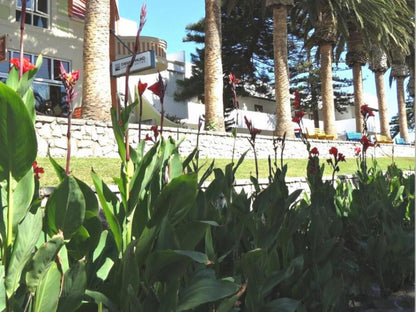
top-left (5, 209), bottom-right (42, 298)
top-left (26, 232), bottom-right (64, 294)
top-left (21, 87), bottom-right (36, 123)
top-left (49, 156), bottom-right (66, 182)
top-left (110, 107), bottom-right (126, 163)
top-left (45, 175), bottom-right (86, 238)
top-left (33, 262), bottom-right (61, 312)
top-left (12, 168), bottom-right (35, 232)
top-left (174, 250), bottom-right (211, 264)
top-left (0, 265), bottom-right (5, 311)
top-left (205, 226), bottom-right (215, 261)
top-left (66, 217), bottom-right (102, 260)
top-left (176, 221), bottom-right (210, 250)
top-left (91, 172), bottom-right (122, 253)
top-left (262, 298), bottom-right (300, 312)
top-left (177, 278), bottom-right (240, 311)
top-left (5, 67), bottom-right (19, 90)
top-left (119, 241), bottom-right (140, 306)
top-left (57, 262), bottom-right (87, 312)
top-left (85, 290), bottom-right (118, 311)
top-left (0, 82), bottom-right (37, 182)
top-left (144, 249), bottom-right (192, 283)
top-left (149, 173), bottom-right (198, 227)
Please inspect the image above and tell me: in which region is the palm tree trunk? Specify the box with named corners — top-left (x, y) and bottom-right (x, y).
top-left (82, 0), bottom-right (112, 121)
top-left (204, 0), bottom-right (225, 131)
top-left (320, 43), bottom-right (337, 139)
top-left (352, 64), bottom-right (364, 133)
top-left (396, 77), bottom-right (410, 142)
top-left (272, 6), bottom-right (293, 137)
top-left (374, 71), bottom-right (390, 138)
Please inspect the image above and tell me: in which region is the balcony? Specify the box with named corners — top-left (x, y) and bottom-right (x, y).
top-left (115, 36), bottom-right (168, 75)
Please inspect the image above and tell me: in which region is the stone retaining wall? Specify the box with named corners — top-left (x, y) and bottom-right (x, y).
top-left (35, 115), bottom-right (415, 160)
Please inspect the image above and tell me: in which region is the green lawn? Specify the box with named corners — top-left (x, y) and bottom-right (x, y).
top-left (36, 156), bottom-right (415, 187)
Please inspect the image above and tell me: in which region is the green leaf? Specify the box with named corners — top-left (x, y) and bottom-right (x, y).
top-left (26, 232), bottom-right (65, 294)
top-left (177, 278), bottom-right (240, 311)
top-left (149, 173), bottom-right (198, 227)
top-left (174, 250), bottom-right (211, 264)
top-left (144, 249), bottom-right (192, 283)
top-left (85, 290), bottom-right (118, 311)
top-left (262, 298), bottom-right (300, 312)
top-left (0, 82), bottom-right (37, 182)
top-left (33, 262), bottom-right (61, 312)
top-left (5, 67), bottom-right (19, 90)
top-left (57, 262), bottom-right (87, 312)
top-left (110, 107), bottom-right (126, 163)
top-left (0, 265), bottom-right (5, 311)
top-left (46, 176), bottom-right (86, 238)
top-left (12, 168), bottom-right (35, 231)
top-left (5, 209), bottom-right (42, 298)
top-left (49, 156), bottom-right (66, 182)
top-left (91, 171), bottom-right (122, 253)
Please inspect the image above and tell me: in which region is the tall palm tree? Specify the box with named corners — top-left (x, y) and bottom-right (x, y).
top-left (369, 45), bottom-right (390, 138)
top-left (266, 0), bottom-right (294, 138)
top-left (391, 47), bottom-right (410, 142)
top-left (346, 27), bottom-right (367, 134)
top-left (82, 0), bottom-right (112, 121)
top-left (204, 0), bottom-right (225, 131)
top-left (311, 2), bottom-right (338, 139)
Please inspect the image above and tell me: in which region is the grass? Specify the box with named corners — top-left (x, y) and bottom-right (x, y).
top-left (36, 156), bottom-right (415, 187)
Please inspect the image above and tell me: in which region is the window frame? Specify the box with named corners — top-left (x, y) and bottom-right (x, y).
top-left (16, 0), bottom-right (50, 29)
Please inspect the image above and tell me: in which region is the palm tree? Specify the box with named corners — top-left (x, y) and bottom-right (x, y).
top-left (204, 0), bottom-right (225, 131)
top-left (311, 2), bottom-right (338, 139)
top-left (82, 0), bottom-right (112, 121)
top-left (345, 27), bottom-right (367, 134)
top-left (391, 47), bottom-right (410, 142)
top-left (266, 0), bottom-right (294, 138)
top-left (369, 45), bottom-right (390, 138)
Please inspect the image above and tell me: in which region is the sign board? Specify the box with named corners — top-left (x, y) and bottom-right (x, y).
top-left (0, 35), bottom-right (7, 63)
top-left (111, 50), bottom-right (155, 77)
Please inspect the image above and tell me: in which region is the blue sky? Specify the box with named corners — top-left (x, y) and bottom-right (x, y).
top-left (118, 1), bottom-right (402, 118)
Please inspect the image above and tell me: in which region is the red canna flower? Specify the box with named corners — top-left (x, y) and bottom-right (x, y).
top-left (144, 134), bottom-right (154, 142)
top-left (294, 90), bottom-right (300, 108)
top-left (59, 63), bottom-right (80, 90)
top-left (360, 135), bottom-right (374, 152)
top-left (148, 72), bottom-right (166, 102)
top-left (244, 116), bottom-right (252, 129)
top-left (292, 110), bottom-right (306, 124)
top-left (138, 80), bottom-right (147, 95)
top-left (310, 147), bottom-right (319, 156)
top-left (33, 161), bottom-right (44, 180)
top-left (329, 146), bottom-right (338, 156)
top-left (10, 57), bottom-right (35, 74)
top-left (228, 73), bottom-right (240, 85)
top-left (354, 146), bottom-right (361, 156)
top-left (338, 153), bottom-right (346, 162)
top-left (150, 125), bottom-right (159, 139)
top-left (360, 104), bottom-right (374, 118)
top-left (244, 116), bottom-right (261, 142)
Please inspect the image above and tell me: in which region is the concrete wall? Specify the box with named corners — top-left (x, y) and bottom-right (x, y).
top-left (35, 115), bottom-right (415, 160)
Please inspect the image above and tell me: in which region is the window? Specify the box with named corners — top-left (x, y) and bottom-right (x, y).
top-left (254, 104), bottom-right (263, 112)
top-left (0, 51), bottom-right (70, 116)
top-left (16, 0), bottom-right (49, 29)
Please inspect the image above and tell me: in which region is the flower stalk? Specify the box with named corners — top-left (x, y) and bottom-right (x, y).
top-left (124, 4), bottom-right (146, 160)
top-left (19, 0), bottom-right (27, 79)
top-left (244, 116), bottom-right (261, 180)
top-left (59, 63), bottom-right (80, 175)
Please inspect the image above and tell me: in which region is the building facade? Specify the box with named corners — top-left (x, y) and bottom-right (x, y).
top-left (0, 0), bottom-right (85, 115)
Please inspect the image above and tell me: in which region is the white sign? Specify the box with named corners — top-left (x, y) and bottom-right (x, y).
top-left (111, 50), bottom-right (155, 77)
